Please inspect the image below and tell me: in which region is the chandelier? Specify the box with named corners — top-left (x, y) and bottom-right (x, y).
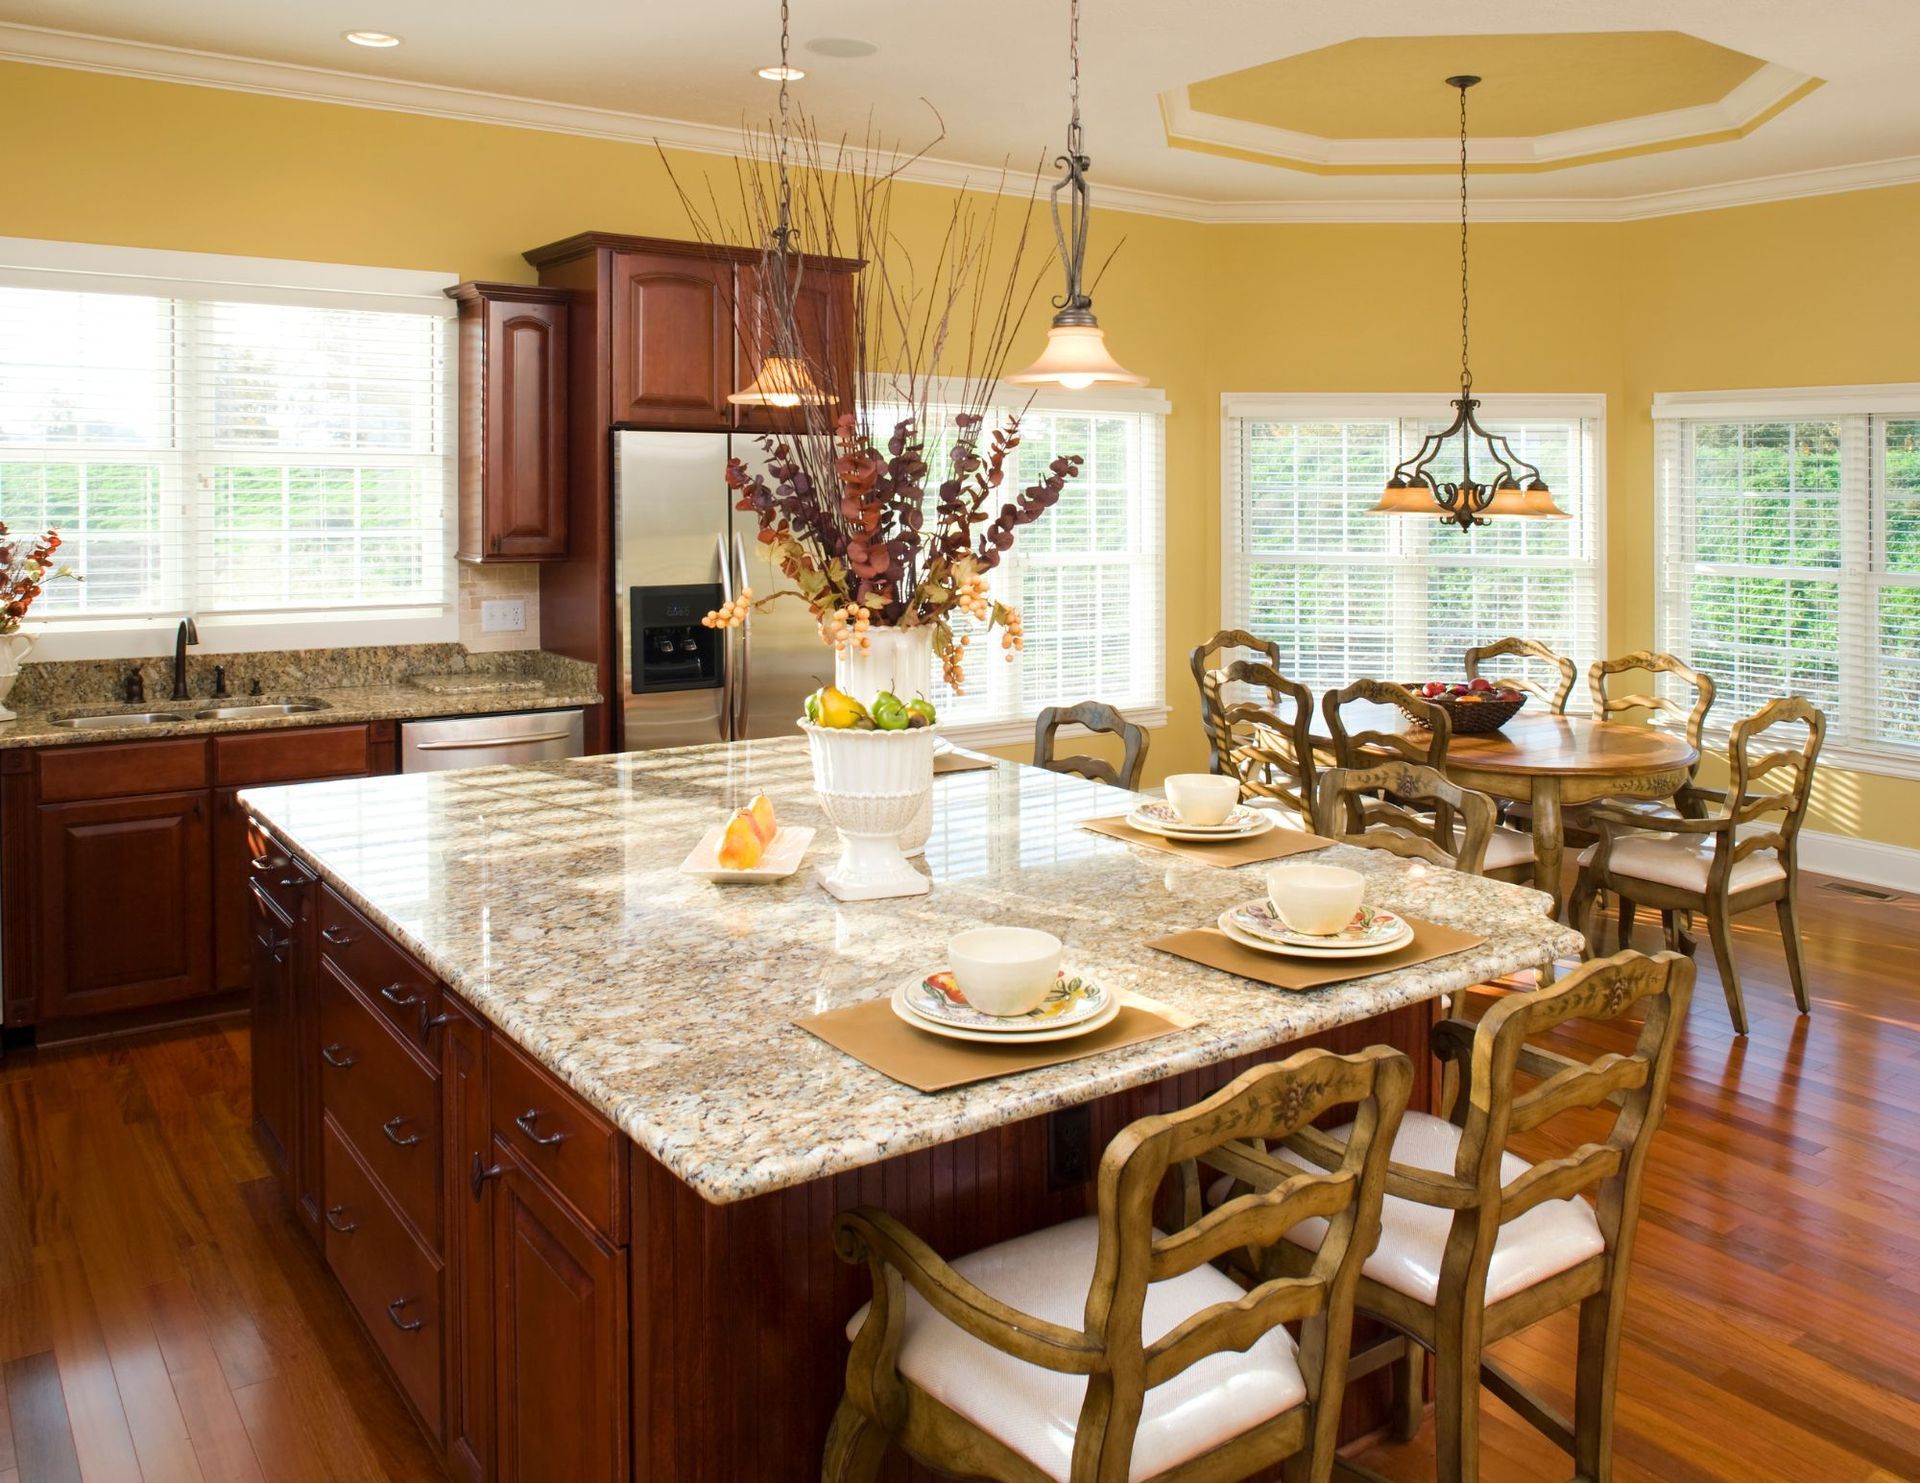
top-left (1371, 75), bottom-right (1568, 531)
top-left (1007, 0), bottom-right (1145, 391)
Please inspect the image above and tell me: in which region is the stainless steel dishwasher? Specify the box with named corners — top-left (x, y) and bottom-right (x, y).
top-left (399, 709), bottom-right (586, 773)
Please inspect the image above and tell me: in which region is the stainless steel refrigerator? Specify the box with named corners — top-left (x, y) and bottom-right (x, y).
top-left (613, 430), bottom-right (828, 750)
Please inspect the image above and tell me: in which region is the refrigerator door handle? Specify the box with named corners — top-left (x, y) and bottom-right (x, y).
top-left (715, 532), bottom-right (736, 742)
top-left (732, 529), bottom-right (753, 737)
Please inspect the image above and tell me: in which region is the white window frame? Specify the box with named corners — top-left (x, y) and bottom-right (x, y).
top-left (861, 376), bottom-right (1171, 749)
top-left (1219, 391), bottom-right (1608, 695)
top-left (1653, 383), bottom-right (1920, 781)
top-left (0, 237), bottom-right (459, 661)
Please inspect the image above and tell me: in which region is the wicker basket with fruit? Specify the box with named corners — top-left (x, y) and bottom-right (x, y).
top-left (1400, 677), bottom-right (1529, 734)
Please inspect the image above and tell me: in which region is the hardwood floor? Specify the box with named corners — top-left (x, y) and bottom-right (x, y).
top-left (0, 871), bottom-right (1912, 1480)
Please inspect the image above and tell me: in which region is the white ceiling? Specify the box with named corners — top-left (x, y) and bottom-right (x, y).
top-left (4, 0), bottom-right (1920, 221)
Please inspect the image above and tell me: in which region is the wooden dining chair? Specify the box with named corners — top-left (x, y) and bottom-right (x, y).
top-left (1190, 629), bottom-right (1283, 775)
top-left (1034, 701), bottom-right (1150, 790)
top-left (1219, 950), bottom-right (1694, 1483)
top-left (1569, 697), bottom-right (1825, 1036)
top-left (1203, 659), bottom-right (1318, 826)
top-left (1587, 652), bottom-right (1716, 804)
top-left (825, 1045), bottom-right (1413, 1483)
top-left (1464, 638), bottom-right (1578, 715)
top-left (1312, 761), bottom-right (1507, 879)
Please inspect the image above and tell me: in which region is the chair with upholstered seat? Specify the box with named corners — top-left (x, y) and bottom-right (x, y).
top-left (1587, 651), bottom-right (1715, 802)
top-left (823, 1045), bottom-right (1413, 1483)
top-left (1215, 950), bottom-right (1693, 1483)
top-left (1464, 637), bottom-right (1578, 715)
top-left (1312, 761), bottom-right (1505, 879)
top-left (1569, 696), bottom-right (1824, 1036)
top-left (1203, 659), bottom-right (1318, 827)
top-left (1321, 680), bottom-right (1536, 884)
top-left (1190, 629), bottom-right (1282, 776)
top-left (1034, 701), bottom-right (1150, 790)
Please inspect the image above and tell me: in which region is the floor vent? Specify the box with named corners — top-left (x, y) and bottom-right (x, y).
top-left (1820, 880), bottom-right (1902, 902)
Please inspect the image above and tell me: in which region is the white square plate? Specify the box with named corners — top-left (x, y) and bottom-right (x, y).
top-left (679, 825), bottom-right (816, 882)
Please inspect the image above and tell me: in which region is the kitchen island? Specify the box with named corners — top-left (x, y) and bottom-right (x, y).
top-left (239, 740), bottom-right (1580, 1481)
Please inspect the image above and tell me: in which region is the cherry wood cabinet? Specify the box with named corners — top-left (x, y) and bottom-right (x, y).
top-left (607, 251), bottom-right (735, 429)
top-left (733, 257), bottom-right (859, 434)
top-left (247, 881), bottom-right (296, 1175)
top-left (440, 998), bottom-right (494, 1483)
top-left (450, 282), bottom-right (571, 561)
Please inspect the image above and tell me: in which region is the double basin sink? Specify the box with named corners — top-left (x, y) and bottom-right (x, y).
top-left (52, 700), bottom-right (328, 729)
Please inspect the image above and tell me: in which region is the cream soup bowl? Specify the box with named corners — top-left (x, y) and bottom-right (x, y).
top-left (1266, 863), bottom-right (1366, 937)
top-left (947, 927), bottom-right (1063, 1017)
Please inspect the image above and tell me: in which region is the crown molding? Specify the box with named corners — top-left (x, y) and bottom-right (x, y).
top-left (1, 22), bottom-right (1915, 226)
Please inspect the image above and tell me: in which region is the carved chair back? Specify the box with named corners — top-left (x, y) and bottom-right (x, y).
top-left (1034, 702), bottom-right (1150, 791)
top-left (1464, 637), bottom-right (1578, 714)
top-left (1203, 659), bottom-right (1318, 818)
top-left (1321, 678), bottom-right (1451, 770)
top-left (1312, 761), bottom-right (1497, 875)
top-left (1190, 629), bottom-right (1282, 774)
top-left (1712, 695), bottom-right (1827, 879)
top-left (1589, 651), bottom-right (1716, 780)
top-left (1083, 1046), bottom-right (1412, 1480)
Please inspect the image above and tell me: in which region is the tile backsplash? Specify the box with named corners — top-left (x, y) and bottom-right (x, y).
top-left (459, 563), bottom-right (542, 653)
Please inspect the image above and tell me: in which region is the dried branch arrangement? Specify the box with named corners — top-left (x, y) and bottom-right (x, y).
top-left (664, 114), bottom-right (1084, 691)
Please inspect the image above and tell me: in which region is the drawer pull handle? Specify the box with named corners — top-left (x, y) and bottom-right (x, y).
top-left (277, 874), bottom-right (307, 889)
top-left (420, 1007), bottom-right (454, 1038)
top-left (515, 1109), bottom-right (567, 1147)
top-left (324, 1205), bottom-right (357, 1234)
top-left (382, 1115), bottom-right (422, 1148)
top-left (470, 1151), bottom-right (504, 1199)
top-left (321, 1043), bottom-right (356, 1070)
top-left (269, 936), bottom-right (290, 964)
top-left (251, 854), bottom-right (287, 871)
top-left (386, 1298), bottom-right (424, 1333)
top-left (379, 983), bottom-right (420, 1009)
top-left (321, 925), bottom-right (356, 946)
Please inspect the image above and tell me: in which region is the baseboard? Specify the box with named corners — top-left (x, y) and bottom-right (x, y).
top-left (1798, 828), bottom-right (1920, 895)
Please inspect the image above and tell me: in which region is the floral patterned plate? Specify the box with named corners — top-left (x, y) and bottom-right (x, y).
top-left (1215, 908), bottom-right (1414, 961)
top-left (1225, 900), bottom-right (1410, 951)
top-left (1124, 802), bottom-right (1274, 840)
top-left (901, 970), bottom-right (1111, 1034)
top-left (890, 978), bottom-right (1123, 1045)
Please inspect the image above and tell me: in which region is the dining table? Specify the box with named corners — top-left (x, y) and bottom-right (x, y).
top-left (1322, 705), bottom-right (1701, 913)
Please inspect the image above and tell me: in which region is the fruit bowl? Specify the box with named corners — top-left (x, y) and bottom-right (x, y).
top-left (1398, 682), bottom-right (1529, 735)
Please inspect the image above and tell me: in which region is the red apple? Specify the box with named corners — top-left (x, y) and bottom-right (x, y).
top-left (1468, 676), bottom-right (1494, 693)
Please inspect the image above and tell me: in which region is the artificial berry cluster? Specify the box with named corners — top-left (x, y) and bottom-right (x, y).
top-left (956, 570), bottom-right (992, 623)
top-left (700, 587), bottom-right (754, 630)
top-left (941, 632), bottom-right (972, 693)
top-left (820, 602), bottom-right (873, 655)
top-left (999, 606), bottom-right (1024, 662)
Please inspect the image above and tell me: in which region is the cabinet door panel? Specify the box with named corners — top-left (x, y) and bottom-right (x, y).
top-left (37, 790), bottom-right (211, 1018)
top-left (493, 1137), bottom-right (627, 1483)
top-left (489, 302), bottom-right (569, 556)
top-left (609, 253), bottom-right (732, 428)
top-left (442, 1003), bottom-right (491, 1483)
top-left (248, 882), bottom-right (295, 1174)
top-left (733, 261), bottom-right (856, 434)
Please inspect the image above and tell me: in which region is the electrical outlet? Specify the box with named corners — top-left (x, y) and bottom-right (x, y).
top-left (480, 598), bottom-right (526, 634)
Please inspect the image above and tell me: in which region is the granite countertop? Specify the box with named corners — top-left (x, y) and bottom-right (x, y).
top-left (0, 680), bottom-right (600, 749)
top-left (240, 741), bottom-right (1583, 1206)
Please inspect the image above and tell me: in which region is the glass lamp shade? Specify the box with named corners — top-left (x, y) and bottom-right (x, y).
top-left (1368, 481), bottom-right (1442, 515)
top-left (1481, 483), bottom-right (1572, 519)
top-left (1006, 323), bottom-right (1147, 390)
top-left (727, 354), bottom-right (831, 409)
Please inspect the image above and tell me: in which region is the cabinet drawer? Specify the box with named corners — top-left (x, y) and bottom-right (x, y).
top-left (322, 1115), bottom-right (444, 1443)
top-left (244, 821), bottom-right (312, 923)
top-left (214, 725), bottom-right (371, 787)
top-left (489, 1035), bottom-right (627, 1244)
top-left (318, 884), bottom-right (440, 1050)
top-left (318, 962), bottom-right (442, 1248)
top-left (37, 738), bottom-right (208, 803)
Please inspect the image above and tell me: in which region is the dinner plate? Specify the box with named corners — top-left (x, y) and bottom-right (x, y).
top-left (678, 825), bottom-right (815, 882)
top-left (890, 981), bottom-right (1122, 1044)
top-left (1215, 909), bottom-right (1414, 960)
top-left (1224, 900), bottom-right (1408, 951)
top-left (901, 970), bottom-right (1112, 1035)
top-left (1124, 803), bottom-right (1275, 841)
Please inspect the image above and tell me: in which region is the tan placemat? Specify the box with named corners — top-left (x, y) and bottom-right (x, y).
top-left (934, 750), bottom-right (995, 776)
top-left (796, 991), bottom-right (1200, 1093)
top-left (1081, 816), bottom-right (1335, 868)
top-left (1147, 916), bottom-right (1486, 991)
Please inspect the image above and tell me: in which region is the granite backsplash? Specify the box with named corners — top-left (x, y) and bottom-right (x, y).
top-left (12, 644), bottom-right (597, 712)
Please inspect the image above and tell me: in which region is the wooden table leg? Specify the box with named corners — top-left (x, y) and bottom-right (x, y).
top-left (1531, 776), bottom-right (1565, 918)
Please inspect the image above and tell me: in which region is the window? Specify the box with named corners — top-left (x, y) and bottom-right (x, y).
top-left (0, 238), bottom-right (456, 657)
top-left (1654, 386), bottom-right (1920, 772)
top-left (1221, 395), bottom-right (1604, 694)
top-left (872, 386), bottom-right (1168, 740)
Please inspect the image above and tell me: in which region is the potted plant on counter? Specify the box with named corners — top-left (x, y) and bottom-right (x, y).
top-left (0, 524), bottom-right (78, 722)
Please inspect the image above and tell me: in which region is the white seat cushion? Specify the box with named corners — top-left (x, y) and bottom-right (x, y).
top-left (1278, 1113), bottom-right (1605, 1307)
top-left (845, 1215), bottom-right (1305, 1482)
top-left (1483, 826), bottom-right (1536, 871)
top-left (1577, 823), bottom-right (1785, 894)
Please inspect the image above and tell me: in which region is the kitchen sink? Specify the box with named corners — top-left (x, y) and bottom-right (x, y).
top-left (50, 710), bottom-right (191, 728)
top-left (192, 701), bottom-right (328, 720)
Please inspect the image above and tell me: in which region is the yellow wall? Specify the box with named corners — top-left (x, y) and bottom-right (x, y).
top-left (5, 62), bottom-right (1919, 845)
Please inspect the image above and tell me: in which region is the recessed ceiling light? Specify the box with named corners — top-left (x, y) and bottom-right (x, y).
top-left (805, 37), bottom-right (877, 59)
top-left (757, 64), bottom-right (805, 81)
top-left (343, 30), bottom-right (402, 48)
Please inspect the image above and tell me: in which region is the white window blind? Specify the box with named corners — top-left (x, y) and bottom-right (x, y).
top-left (1221, 396), bottom-right (1604, 695)
top-left (1654, 386), bottom-right (1920, 771)
top-left (0, 240), bottom-right (455, 656)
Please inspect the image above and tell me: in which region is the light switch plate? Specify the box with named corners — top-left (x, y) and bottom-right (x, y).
top-left (480, 598), bottom-right (526, 634)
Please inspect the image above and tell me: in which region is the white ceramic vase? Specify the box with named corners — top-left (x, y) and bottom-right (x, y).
top-left (803, 722), bottom-right (935, 901)
top-left (0, 632), bottom-right (33, 723)
top-left (834, 625), bottom-right (936, 856)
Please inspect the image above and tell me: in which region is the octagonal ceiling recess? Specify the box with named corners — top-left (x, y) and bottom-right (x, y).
top-left (1165, 31), bottom-right (1821, 174)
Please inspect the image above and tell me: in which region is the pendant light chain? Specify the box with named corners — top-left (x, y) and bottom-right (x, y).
top-left (1067, 0), bottom-right (1082, 159)
top-left (774, 0), bottom-right (793, 251)
top-left (1458, 77), bottom-right (1471, 397)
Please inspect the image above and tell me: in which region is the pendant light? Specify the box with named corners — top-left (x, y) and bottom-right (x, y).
top-left (729, 0), bottom-right (831, 410)
top-left (1370, 76), bottom-right (1568, 531)
top-left (1007, 0), bottom-right (1145, 391)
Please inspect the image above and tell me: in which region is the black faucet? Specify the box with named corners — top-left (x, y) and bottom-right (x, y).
top-left (171, 618), bottom-right (198, 701)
